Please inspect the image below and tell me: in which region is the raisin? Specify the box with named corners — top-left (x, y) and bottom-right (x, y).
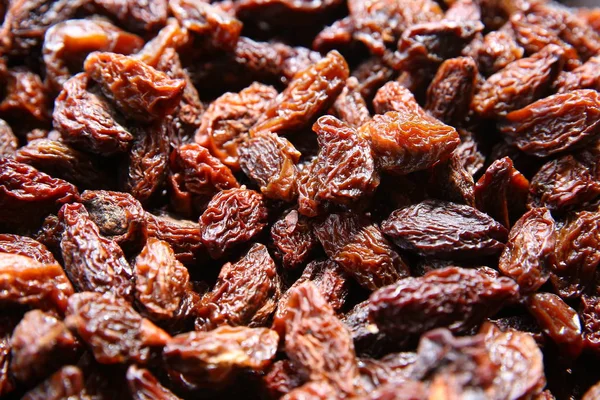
top-left (196, 83), bottom-right (278, 171)
top-left (0, 119), bottom-right (17, 158)
top-left (134, 18), bottom-right (188, 68)
top-left (270, 209), bottom-right (318, 270)
top-left (501, 89), bottom-right (600, 156)
top-left (555, 55), bottom-right (600, 93)
top-left (474, 157), bottom-right (529, 229)
top-left (0, 234), bottom-right (57, 264)
top-left (360, 85), bottom-right (460, 175)
top-left (583, 381), bottom-right (600, 400)
top-left (550, 210), bottom-right (600, 299)
top-left (91, 0), bottom-right (168, 33)
top-left (471, 44), bottom-right (565, 118)
top-left (59, 203), bottom-right (134, 300)
top-left (199, 187), bottom-right (268, 259)
top-left (145, 212), bottom-right (203, 266)
top-left (425, 57), bottom-right (478, 127)
top-left (196, 243), bottom-right (281, 330)
top-left (281, 380), bottom-right (340, 400)
top-left (0, 69), bottom-right (50, 123)
top-left (331, 77), bottom-right (370, 129)
top-left (0, 317), bottom-right (15, 397)
top-left (83, 52), bottom-right (185, 122)
top-left (21, 366), bottom-right (87, 400)
top-left (351, 57), bottom-right (396, 102)
top-left (462, 28), bottom-right (525, 76)
top-left (250, 50), bottom-right (349, 136)
top-left (53, 73), bottom-right (134, 156)
top-left (0, 253), bottom-right (74, 314)
top-left (342, 300), bottom-right (400, 357)
top-left (262, 360), bottom-right (305, 398)
top-left (10, 309), bottom-right (80, 383)
top-left (273, 282), bottom-right (359, 394)
top-left (498, 207), bottom-right (555, 294)
top-left (370, 267), bottom-right (518, 339)
top-left (314, 213), bottom-right (409, 290)
top-left (16, 139), bottom-right (113, 189)
top-left (581, 295), bottom-right (600, 356)
top-left (126, 365), bottom-right (181, 400)
top-left (43, 19), bottom-right (144, 92)
top-left (366, 380), bottom-right (428, 400)
top-left (527, 292), bottom-right (583, 359)
top-left (427, 152), bottom-right (476, 207)
top-left (454, 130), bottom-right (485, 177)
top-left (80, 190), bottom-right (147, 253)
top-left (65, 291), bottom-right (171, 364)
top-left (0, 158), bottom-right (78, 229)
top-left (381, 200), bottom-right (508, 259)
top-left (529, 153), bottom-right (600, 214)
top-left (169, 143), bottom-right (239, 216)
top-left (163, 326), bottom-right (278, 388)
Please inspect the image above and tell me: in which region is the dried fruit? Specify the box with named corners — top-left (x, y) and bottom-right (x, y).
top-left (270, 210), bottom-right (317, 270)
top-left (0, 234), bottom-right (57, 264)
top-left (0, 69), bottom-right (50, 122)
top-left (127, 364), bottom-right (181, 400)
top-left (145, 212), bottom-right (203, 265)
top-left (21, 366), bottom-right (87, 400)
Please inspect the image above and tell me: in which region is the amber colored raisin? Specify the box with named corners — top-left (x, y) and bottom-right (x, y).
top-left (145, 212), bottom-right (203, 266)
top-left (126, 364), bottom-right (181, 400)
top-left (427, 152), bottom-right (476, 207)
top-left (471, 44), bottom-right (565, 118)
top-left (10, 309), bottom-right (80, 383)
top-left (581, 295), bottom-right (600, 356)
top-left (262, 360), bottom-right (305, 398)
top-left (555, 55), bottom-right (600, 93)
top-left (21, 366), bottom-right (87, 400)
top-left (369, 267), bottom-right (518, 338)
top-left (43, 19), bottom-right (144, 92)
top-left (196, 243), bottom-right (281, 330)
top-left (425, 57), bottom-right (478, 127)
top-left (550, 210), bottom-right (600, 299)
top-left (273, 282), bottom-right (359, 394)
top-left (270, 209), bottom-right (318, 270)
top-left (59, 203), bottom-right (134, 300)
top-left (163, 326), bottom-right (278, 388)
top-left (199, 187), bottom-right (268, 258)
top-left (0, 120), bottom-right (17, 158)
top-left (53, 73), bottom-right (134, 156)
top-left (474, 157), bottom-right (529, 229)
top-left (351, 57), bottom-right (396, 102)
top-left (0, 158), bottom-right (78, 229)
top-left (84, 52), bottom-right (185, 122)
top-left (0, 253), bottom-right (74, 314)
top-left (331, 77), bottom-right (371, 128)
top-left (66, 291), bottom-right (171, 364)
top-left (0, 234), bottom-right (57, 264)
top-left (91, 0), bottom-right (168, 33)
top-left (381, 200), bottom-right (508, 259)
top-left (314, 213), bottom-right (409, 290)
top-left (498, 207), bottom-right (555, 294)
top-left (169, 143), bottom-right (239, 216)
top-left (0, 317), bottom-right (15, 397)
top-left (0, 69), bottom-right (50, 122)
top-left (527, 293), bottom-right (583, 359)
top-left (196, 83), bottom-right (278, 171)
top-left (250, 50), bottom-right (349, 136)
top-left (462, 28), bottom-right (525, 76)
top-left (500, 89), bottom-right (600, 157)
top-left (134, 18), bottom-right (188, 67)
top-left (454, 130), bottom-right (485, 177)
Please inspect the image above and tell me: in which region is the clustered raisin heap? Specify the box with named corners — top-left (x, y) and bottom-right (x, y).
top-left (1, 0), bottom-right (600, 398)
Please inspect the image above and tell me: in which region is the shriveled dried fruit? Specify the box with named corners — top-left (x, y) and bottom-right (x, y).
top-left (163, 326), bottom-right (278, 388)
top-left (369, 267), bottom-right (518, 338)
top-left (273, 282), bottom-right (359, 394)
top-left (555, 55), bottom-right (600, 93)
top-left (59, 203), bottom-right (133, 300)
top-left (91, 0), bottom-right (168, 33)
top-left (0, 69), bottom-right (50, 122)
top-left (331, 77), bottom-right (370, 128)
top-left (199, 187), bottom-right (268, 258)
top-left (527, 293), bottom-right (583, 359)
top-left (262, 360), bottom-right (304, 398)
top-left (196, 243), bottom-right (281, 330)
top-left (250, 50), bottom-right (349, 136)
top-left (0, 120), bottom-right (17, 158)
top-left (500, 89), bottom-right (600, 157)
top-left (145, 212), bottom-right (203, 265)
top-left (84, 52), bottom-right (185, 122)
top-left (427, 152), bottom-right (476, 207)
top-left (21, 366), bottom-right (87, 400)
top-left (270, 210), bottom-right (317, 270)
top-left (462, 28), bottom-right (524, 76)
top-left (498, 208), bottom-right (555, 294)
top-left (381, 200), bottom-right (508, 259)
top-left (126, 364), bottom-right (181, 400)
top-left (0, 234), bottom-right (57, 264)
top-left (65, 291), bottom-right (171, 364)
top-left (0, 253), bottom-right (74, 314)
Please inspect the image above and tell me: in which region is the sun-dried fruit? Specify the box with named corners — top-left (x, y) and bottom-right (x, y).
top-left (369, 267), bottom-right (518, 338)
top-left (0, 120), bottom-right (17, 158)
top-left (474, 157), bottom-right (529, 229)
top-left (196, 83), bottom-right (278, 171)
top-left (0, 253), bottom-right (74, 314)
top-left (21, 366), bottom-right (87, 400)
top-left (0, 69), bottom-right (50, 122)
top-left (427, 153), bottom-right (475, 207)
top-left (500, 89), bottom-right (600, 157)
top-left (0, 234), bottom-right (57, 264)
top-left (127, 364), bottom-right (181, 400)
top-left (270, 209), bottom-right (317, 270)
top-left (59, 203), bottom-right (133, 300)
top-left (472, 44), bottom-right (565, 118)
top-left (196, 243), bottom-right (281, 330)
top-left (555, 55), bottom-right (600, 93)
top-left (145, 212), bottom-right (203, 266)
top-left (580, 295), bottom-right (600, 356)
top-left (527, 292), bottom-right (583, 359)
top-left (352, 57), bottom-right (395, 102)
top-left (462, 28), bottom-right (524, 76)
top-left (10, 309), bottom-right (80, 383)
top-left (360, 84), bottom-right (460, 175)
top-left (199, 187), bottom-right (268, 258)
top-left (65, 291), bottom-right (171, 364)
top-left (273, 282), bottom-right (359, 394)
top-left (331, 77), bottom-right (370, 128)
top-left (498, 208), bottom-right (555, 294)
top-left (91, 0), bottom-right (168, 33)
top-left (262, 360), bottom-right (304, 398)
top-left (163, 326), bottom-right (278, 388)
top-left (53, 73), bottom-right (134, 156)
top-left (84, 52), bottom-right (185, 122)
top-left (43, 19), bottom-right (144, 92)
top-left (381, 200), bottom-right (508, 259)
top-left (250, 50), bottom-right (349, 136)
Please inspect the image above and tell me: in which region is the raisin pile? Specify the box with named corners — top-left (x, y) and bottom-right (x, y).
top-left (1, 0), bottom-right (600, 398)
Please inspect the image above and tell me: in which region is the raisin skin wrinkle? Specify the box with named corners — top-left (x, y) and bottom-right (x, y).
top-left (369, 267), bottom-right (518, 338)
top-left (381, 200), bottom-right (508, 259)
